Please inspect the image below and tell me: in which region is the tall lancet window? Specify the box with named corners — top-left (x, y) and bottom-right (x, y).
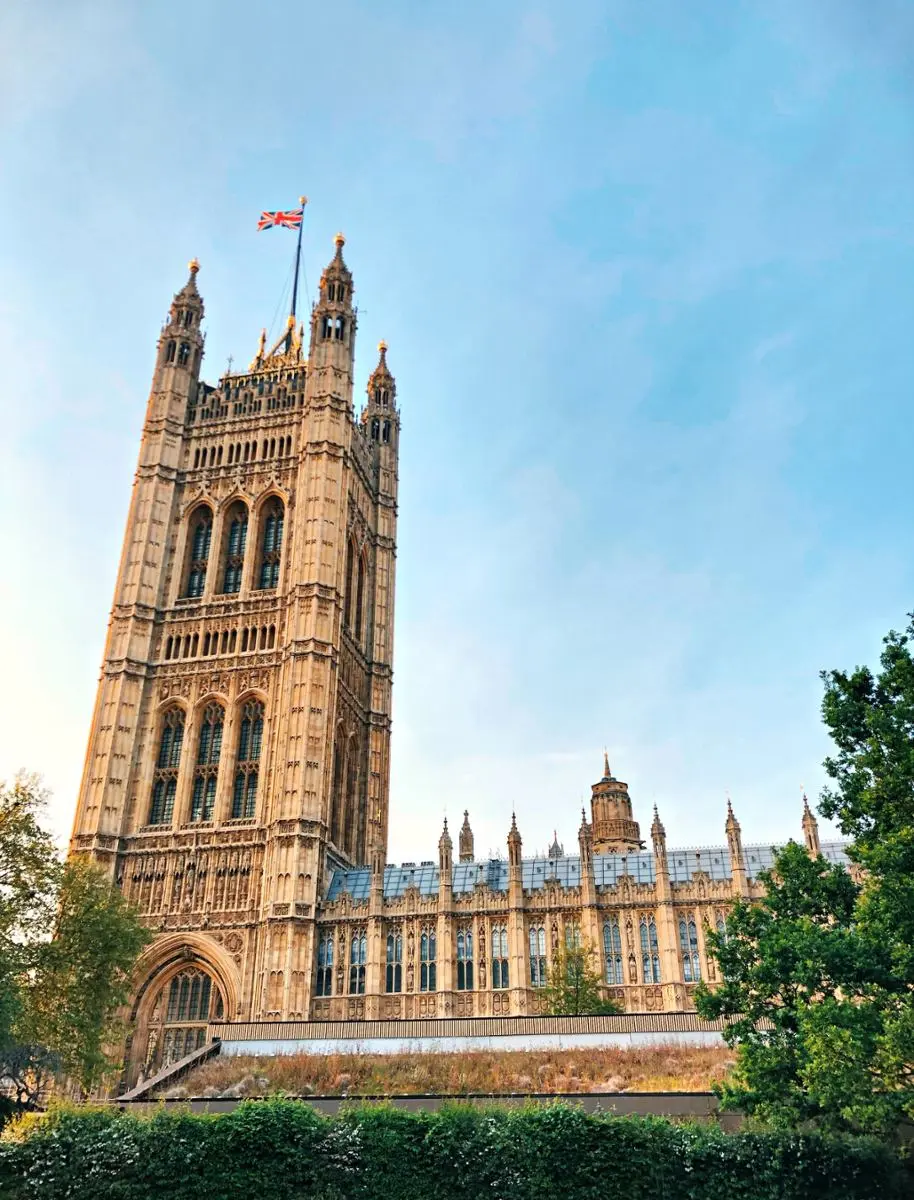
top-left (231, 699), bottom-right (264, 819)
top-left (315, 933), bottom-right (334, 997)
top-left (149, 707), bottom-right (185, 825)
top-left (491, 925), bottom-right (509, 989)
top-left (354, 554), bottom-right (366, 643)
top-left (679, 917), bottom-right (701, 982)
top-left (603, 918), bottom-right (624, 985)
top-left (221, 503), bottom-right (248, 594)
top-left (529, 926), bottom-right (547, 987)
top-left (191, 703), bottom-right (223, 822)
top-left (257, 499), bottom-right (284, 589)
top-left (185, 506), bottom-right (213, 598)
top-left (420, 928), bottom-right (437, 992)
top-left (641, 915), bottom-right (661, 983)
top-left (456, 928), bottom-right (474, 991)
top-left (385, 930), bottom-right (402, 993)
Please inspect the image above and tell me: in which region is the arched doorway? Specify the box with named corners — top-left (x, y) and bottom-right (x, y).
top-left (141, 965), bottom-right (224, 1074)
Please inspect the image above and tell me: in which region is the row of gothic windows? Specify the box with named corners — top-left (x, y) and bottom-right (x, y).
top-left (148, 699), bottom-right (265, 825)
top-left (183, 498), bottom-right (284, 599)
top-left (321, 314), bottom-right (346, 341)
top-left (164, 624), bottom-right (276, 661)
top-left (192, 436), bottom-right (294, 471)
top-left (326, 282), bottom-right (347, 302)
top-left (314, 912), bottom-right (724, 998)
top-left (367, 416), bottom-right (393, 444)
top-left (164, 339), bottom-right (194, 367)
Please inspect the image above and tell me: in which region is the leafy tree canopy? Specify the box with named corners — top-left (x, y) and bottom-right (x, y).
top-left (0, 776), bottom-right (150, 1116)
top-left (698, 616), bottom-right (914, 1139)
top-left (542, 941), bottom-right (621, 1016)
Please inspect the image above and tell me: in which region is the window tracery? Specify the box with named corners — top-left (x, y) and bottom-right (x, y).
top-left (257, 499), bottom-right (284, 590)
top-left (148, 707), bottom-right (185, 825)
top-left (491, 924), bottom-right (509, 989)
top-left (385, 929), bottom-right (402, 993)
top-left (185, 506), bottom-right (213, 598)
top-left (190, 703), bottom-right (223, 822)
top-left (456, 927), bottom-right (473, 991)
top-left (419, 927), bottom-right (436, 992)
top-left (640, 914), bottom-right (661, 983)
top-left (231, 699), bottom-right (264, 819)
top-left (603, 917), bottom-right (624, 985)
top-left (529, 925), bottom-right (547, 987)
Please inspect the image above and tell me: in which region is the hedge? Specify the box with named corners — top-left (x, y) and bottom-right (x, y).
top-left (0, 1100), bottom-right (907, 1200)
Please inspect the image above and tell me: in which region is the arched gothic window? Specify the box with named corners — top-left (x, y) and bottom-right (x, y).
top-left (221, 503), bottom-right (248, 594)
top-left (142, 967), bottom-right (223, 1074)
top-left (315, 933), bottom-right (334, 997)
top-left (529, 925), bottom-right (547, 987)
top-left (456, 927), bottom-right (474, 991)
top-left (349, 931), bottom-right (366, 994)
top-left (191, 703), bottom-right (223, 822)
top-left (354, 554), bottom-right (366, 643)
top-left (185, 506), bottom-right (213, 598)
top-left (165, 340), bottom-right (176, 363)
top-left (420, 928), bottom-right (436, 992)
top-left (385, 930), bottom-right (402, 993)
top-left (491, 925), bottom-right (509, 989)
top-left (148, 707), bottom-right (185, 824)
top-left (715, 913), bottom-right (727, 944)
top-left (640, 915), bottom-right (661, 983)
top-left (343, 538), bottom-right (355, 630)
top-left (257, 499), bottom-right (284, 590)
top-left (178, 342), bottom-right (190, 366)
top-left (231, 699), bottom-right (264, 819)
top-left (679, 917), bottom-right (701, 982)
top-left (603, 918), bottom-right (624, 985)
top-left (564, 922), bottom-right (581, 949)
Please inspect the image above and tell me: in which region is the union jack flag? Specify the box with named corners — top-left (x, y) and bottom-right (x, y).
top-left (257, 207), bottom-right (304, 231)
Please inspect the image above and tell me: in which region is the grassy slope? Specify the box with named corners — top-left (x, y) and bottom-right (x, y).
top-left (167, 1042), bottom-right (734, 1097)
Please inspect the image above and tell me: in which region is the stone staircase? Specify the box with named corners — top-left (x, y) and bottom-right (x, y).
top-left (118, 1038), bottom-right (221, 1101)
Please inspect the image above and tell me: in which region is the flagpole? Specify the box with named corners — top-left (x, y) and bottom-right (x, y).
top-left (286, 195), bottom-right (308, 351)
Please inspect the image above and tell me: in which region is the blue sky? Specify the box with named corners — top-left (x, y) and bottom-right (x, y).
top-left (1, 0), bottom-right (912, 861)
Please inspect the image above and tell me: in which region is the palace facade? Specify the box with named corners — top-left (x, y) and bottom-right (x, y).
top-left (68, 241), bottom-right (846, 1086)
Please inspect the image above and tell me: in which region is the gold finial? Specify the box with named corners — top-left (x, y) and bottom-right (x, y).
top-left (188, 257), bottom-right (200, 274)
top-left (334, 232), bottom-right (345, 247)
top-left (378, 340), bottom-right (388, 354)
top-left (299, 195), bottom-right (308, 207)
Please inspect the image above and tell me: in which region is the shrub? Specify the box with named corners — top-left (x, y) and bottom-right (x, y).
top-left (0, 1099), bottom-right (907, 1200)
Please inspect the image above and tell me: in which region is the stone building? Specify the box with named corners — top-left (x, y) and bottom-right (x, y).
top-left (68, 243), bottom-right (847, 1085)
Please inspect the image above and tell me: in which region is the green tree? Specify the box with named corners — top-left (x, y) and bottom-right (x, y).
top-left (698, 616), bottom-right (914, 1138)
top-left (0, 776), bottom-right (150, 1112)
top-left (542, 941), bottom-right (621, 1016)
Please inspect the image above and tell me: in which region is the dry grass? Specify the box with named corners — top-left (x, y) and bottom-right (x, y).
top-left (168, 1043), bottom-right (734, 1098)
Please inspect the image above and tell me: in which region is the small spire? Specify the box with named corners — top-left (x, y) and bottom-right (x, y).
top-left (651, 804), bottom-right (666, 839)
top-left (603, 749), bottom-right (611, 779)
top-left (725, 794), bottom-right (740, 831)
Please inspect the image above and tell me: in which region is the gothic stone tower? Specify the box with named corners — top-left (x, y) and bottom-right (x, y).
top-left (68, 237), bottom-right (400, 1082)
